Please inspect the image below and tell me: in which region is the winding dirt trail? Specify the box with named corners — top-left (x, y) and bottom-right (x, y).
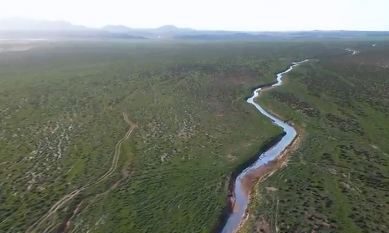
top-left (26, 113), bottom-right (137, 233)
top-left (93, 113), bottom-right (137, 186)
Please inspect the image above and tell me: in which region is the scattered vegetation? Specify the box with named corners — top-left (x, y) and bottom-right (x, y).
top-left (0, 41), bottom-right (299, 233)
top-left (1, 40), bottom-right (386, 233)
top-left (241, 42), bottom-right (389, 233)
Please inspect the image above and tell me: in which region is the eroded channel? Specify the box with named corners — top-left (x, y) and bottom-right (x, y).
top-left (221, 60), bottom-right (309, 233)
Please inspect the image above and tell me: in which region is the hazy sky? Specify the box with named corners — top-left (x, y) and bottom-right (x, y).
top-left (2, 0), bottom-right (388, 31)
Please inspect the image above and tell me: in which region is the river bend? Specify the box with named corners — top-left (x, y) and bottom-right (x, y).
top-left (221, 60), bottom-right (308, 233)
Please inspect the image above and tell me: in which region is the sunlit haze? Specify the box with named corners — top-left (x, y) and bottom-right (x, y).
top-left (1, 0), bottom-right (389, 31)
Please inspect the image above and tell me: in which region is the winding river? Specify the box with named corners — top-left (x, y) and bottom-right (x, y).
top-left (221, 60), bottom-right (309, 233)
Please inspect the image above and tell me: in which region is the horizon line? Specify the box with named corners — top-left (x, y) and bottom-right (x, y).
top-left (1, 17), bottom-right (389, 33)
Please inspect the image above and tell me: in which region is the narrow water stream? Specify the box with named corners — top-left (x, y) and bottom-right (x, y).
top-left (221, 60), bottom-right (309, 233)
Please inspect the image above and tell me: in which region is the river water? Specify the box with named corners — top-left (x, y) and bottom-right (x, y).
top-left (221, 60), bottom-right (308, 233)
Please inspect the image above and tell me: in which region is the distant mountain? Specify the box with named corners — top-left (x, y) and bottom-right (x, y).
top-left (102, 25), bottom-right (133, 33)
top-left (0, 18), bottom-right (145, 39)
top-left (1, 18), bottom-right (389, 40)
top-left (155, 25), bottom-right (194, 33)
top-left (178, 30), bottom-right (389, 41)
top-left (0, 18), bottom-right (88, 31)
top-left (177, 32), bottom-right (262, 40)
top-left (101, 24), bottom-right (195, 39)
top-left (155, 25), bottom-right (180, 32)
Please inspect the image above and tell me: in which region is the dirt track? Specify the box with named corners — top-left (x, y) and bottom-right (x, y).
top-left (26, 113), bottom-right (137, 233)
